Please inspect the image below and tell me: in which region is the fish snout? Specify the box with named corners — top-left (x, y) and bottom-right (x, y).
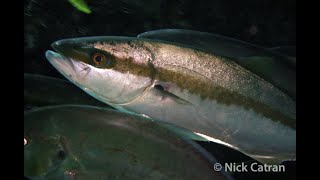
top-left (51, 39), bottom-right (75, 56)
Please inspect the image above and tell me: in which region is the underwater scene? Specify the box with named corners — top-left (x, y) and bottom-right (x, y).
top-left (24, 0), bottom-right (296, 179)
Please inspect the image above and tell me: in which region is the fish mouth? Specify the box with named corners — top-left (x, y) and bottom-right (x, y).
top-left (47, 40), bottom-right (94, 82)
top-left (45, 50), bottom-right (78, 84)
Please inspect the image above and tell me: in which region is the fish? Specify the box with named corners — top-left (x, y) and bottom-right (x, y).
top-left (138, 29), bottom-right (296, 99)
top-left (24, 73), bottom-right (111, 109)
top-left (45, 30), bottom-right (296, 164)
top-left (24, 73), bottom-right (208, 141)
top-left (24, 105), bottom-right (232, 180)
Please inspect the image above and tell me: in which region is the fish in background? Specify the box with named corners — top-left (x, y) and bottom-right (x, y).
top-left (45, 29), bottom-right (296, 165)
top-left (24, 105), bottom-right (232, 180)
top-left (24, 73), bottom-right (111, 108)
top-left (24, 73), bottom-right (111, 109)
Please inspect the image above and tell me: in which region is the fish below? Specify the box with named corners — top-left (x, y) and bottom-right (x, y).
top-left (24, 105), bottom-right (231, 179)
top-left (45, 29), bottom-right (296, 165)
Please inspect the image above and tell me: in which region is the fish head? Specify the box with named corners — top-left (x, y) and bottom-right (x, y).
top-left (46, 37), bottom-right (155, 105)
top-left (24, 133), bottom-right (67, 176)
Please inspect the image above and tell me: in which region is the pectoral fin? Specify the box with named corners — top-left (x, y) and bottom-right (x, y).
top-left (153, 84), bottom-right (192, 105)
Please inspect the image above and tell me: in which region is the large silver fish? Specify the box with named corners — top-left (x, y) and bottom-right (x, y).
top-left (45, 30), bottom-right (296, 164)
top-left (25, 105), bottom-right (230, 179)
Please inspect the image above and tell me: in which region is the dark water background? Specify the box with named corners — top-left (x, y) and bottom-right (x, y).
top-left (24, 0), bottom-right (296, 179)
top-left (24, 0), bottom-right (295, 78)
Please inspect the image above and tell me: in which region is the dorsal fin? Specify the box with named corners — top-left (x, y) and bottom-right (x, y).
top-left (138, 29), bottom-right (279, 59)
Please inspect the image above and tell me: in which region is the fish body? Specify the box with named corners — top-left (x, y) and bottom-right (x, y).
top-left (45, 31), bottom-right (296, 164)
top-left (138, 29), bottom-right (296, 99)
top-left (24, 105), bottom-right (229, 179)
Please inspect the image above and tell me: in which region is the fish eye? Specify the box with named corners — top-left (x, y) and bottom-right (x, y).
top-left (92, 53), bottom-right (106, 65)
top-left (24, 138), bottom-right (27, 146)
